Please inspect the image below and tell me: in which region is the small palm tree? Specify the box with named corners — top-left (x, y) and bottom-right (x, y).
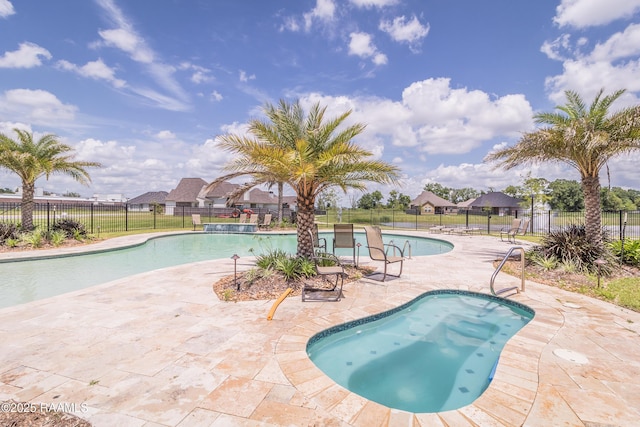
top-left (486, 89), bottom-right (640, 253)
top-left (0, 129), bottom-right (101, 230)
top-left (206, 100), bottom-right (400, 258)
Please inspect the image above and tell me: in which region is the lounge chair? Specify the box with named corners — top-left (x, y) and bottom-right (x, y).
top-left (192, 214), bottom-right (202, 231)
top-left (363, 226), bottom-right (404, 281)
top-left (310, 224), bottom-right (327, 253)
top-left (507, 218), bottom-right (530, 243)
top-left (301, 253), bottom-right (347, 302)
top-left (258, 213), bottom-right (272, 231)
top-left (238, 213), bottom-right (248, 223)
top-left (500, 218), bottom-right (522, 242)
top-left (333, 224), bottom-right (356, 264)
top-left (247, 214), bottom-right (258, 225)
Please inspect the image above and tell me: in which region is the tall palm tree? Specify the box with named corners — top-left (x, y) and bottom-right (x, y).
top-left (486, 89), bottom-right (640, 253)
top-left (206, 100), bottom-right (400, 258)
top-left (0, 129), bottom-right (101, 230)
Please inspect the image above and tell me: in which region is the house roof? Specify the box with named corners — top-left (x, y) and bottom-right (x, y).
top-left (166, 178), bottom-right (207, 202)
top-left (242, 188), bottom-right (296, 205)
top-left (457, 198), bottom-right (477, 208)
top-left (127, 191), bottom-right (168, 205)
top-left (411, 190), bottom-right (457, 207)
top-left (471, 192), bottom-right (523, 208)
top-left (201, 181), bottom-right (240, 199)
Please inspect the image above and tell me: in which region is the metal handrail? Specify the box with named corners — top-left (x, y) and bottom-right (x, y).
top-left (387, 239), bottom-right (412, 259)
top-left (490, 246), bottom-right (525, 296)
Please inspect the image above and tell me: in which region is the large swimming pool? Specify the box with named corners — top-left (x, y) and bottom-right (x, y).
top-left (307, 290), bottom-right (534, 413)
top-left (0, 232), bottom-right (452, 308)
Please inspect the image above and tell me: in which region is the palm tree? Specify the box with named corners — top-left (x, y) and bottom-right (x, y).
top-left (486, 89), bottom-right (640, 253)
top-left (206, 100), bottom-right (400, 258)
top-left (0, 129), bottom-right (101, 230)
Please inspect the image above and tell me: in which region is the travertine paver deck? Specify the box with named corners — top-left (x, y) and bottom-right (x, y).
top-left (1, 231), bottom-right (639, 426)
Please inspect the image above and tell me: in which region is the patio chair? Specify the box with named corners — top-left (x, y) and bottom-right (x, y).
top-left (258, 213), bottom-right (272, 230)
top-left (508, 218), bottom-right (530, 243)
top-left (191, 214), bottom-right (202, 231)
top-left (363, 226), bottom-right (404, 282)
top-left (238, 213), bottom-right (248, 223)
top-left (247, 214), bottom-right (258, 225)
top-left (333, 223), bottom-right (356, 264)
top-left (301, 253), bottom-right (347, 302)
top-left (500, 218), bottom-right (521, 242)
top-left (309, 224), bottom-right (326, 253)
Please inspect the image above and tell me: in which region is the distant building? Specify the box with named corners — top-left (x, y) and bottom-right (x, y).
top-left (127, 191), bottom-right (168, 212)
top-left (469, 192), bottom-right (523, 216)
top-left (410, 191), bottom-right (457, 214)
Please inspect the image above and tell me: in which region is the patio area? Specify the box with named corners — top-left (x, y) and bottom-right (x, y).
top-left (1, 231), bottom-right (639, 426)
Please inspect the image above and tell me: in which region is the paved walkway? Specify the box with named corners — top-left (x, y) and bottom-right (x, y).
top-left (1, 231), bottom-right (639, 426)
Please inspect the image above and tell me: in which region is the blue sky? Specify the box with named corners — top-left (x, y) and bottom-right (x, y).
top-left (1, 0), bottom-right (640, 202)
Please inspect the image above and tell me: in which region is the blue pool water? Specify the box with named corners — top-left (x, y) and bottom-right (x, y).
top-left (307, 290), bottom-right (534, 413)
top-left (0, 232), bottom-right (452, 308)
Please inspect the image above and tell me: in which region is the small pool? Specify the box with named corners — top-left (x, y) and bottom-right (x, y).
top-left (0, 232), bottom-right (452, 308)
top-left (307, 290), bottom-right (534, 413)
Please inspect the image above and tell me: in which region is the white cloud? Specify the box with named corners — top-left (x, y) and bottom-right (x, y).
top-left (349, 0), bottom-right (398, 8)
top-left (155, 130), bottom-right (176, 140)
top-left (554, 0), bottom-right (640, 28)
top-left (0, 89), bottom-right (77, 126)
top-left (379, 15), bottom-right (430, 51)
top-left (348, 32), bottom-right (388, 65)
top-left (303, 0), bottom-right (336, 31)
top-left (540, 34), bottom-right (573, 61)
top-left (0, 0), bottom-right (14, 18)
top-left (239, 70), bottom-right (256, 82)
top-left (211, 91), bottom-right (223, 101)
top-left (0, 42), bottom-right (51, 68)
top-left (56, 58), bottom-right (126, 88)
top-left (94, 0), bottom-right (190, 110)
top-left (544, 24), bottom-right (640, 104)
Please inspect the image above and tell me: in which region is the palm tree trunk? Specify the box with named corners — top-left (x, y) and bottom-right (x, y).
top-left (581, 175), bottom-right (603, 253)
top-left (277, 182), bottom-right (284, 225)
top-left (21, 181), bottom-right (35, 231)
top-left (296, 193), bottom-right (316, 258)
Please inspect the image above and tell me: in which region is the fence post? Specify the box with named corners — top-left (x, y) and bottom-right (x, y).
top-left (415, 209), bottom-right (418, 230)
top-left (465, 210), bottom-right (469, 228)
top-left (125, 203), bottom-right (128, 231)
top-left (46, 202), bottom-right (50, 231)
top-left (153, 206), bottom-right (156, 229)
top-left (90, 204), bottom-right (94, 234)
top-left (487, 213), bottom-right (491, 234)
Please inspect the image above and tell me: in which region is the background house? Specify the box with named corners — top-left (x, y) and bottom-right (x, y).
top-left (127, 191), bottom-right (168, 212)
top-left (164, 178), bottom-right (208, 215)
top-left (469, 192), bottom-right (523, 216)
top-left (410, 190), bottom-right (457, 214)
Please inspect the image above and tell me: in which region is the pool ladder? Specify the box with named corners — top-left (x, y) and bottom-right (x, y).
top-left (387, 239), bottom-right (412, 259)
top-left (490, 246), bottom-right (525, 297)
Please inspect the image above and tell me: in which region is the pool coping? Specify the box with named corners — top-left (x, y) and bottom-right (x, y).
top-left (1, 230), bottom-right (639, 426)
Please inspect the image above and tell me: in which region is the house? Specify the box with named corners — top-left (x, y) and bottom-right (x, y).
top-left (127, 191), bottom-right (168, 212)
top-left (165, 177), bottom-right (297, 215)
top-left (456, 198), bottom-right (477, 211)
top-left (165, 178), bottom-right (208, 215)
top-left (469, 192), bottom-right (523, 216)
top-left (410, 191), bottom-right (457, 214)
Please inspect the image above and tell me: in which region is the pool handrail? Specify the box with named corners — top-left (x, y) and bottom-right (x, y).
top-left (491, 245), bottom-right (525, 296)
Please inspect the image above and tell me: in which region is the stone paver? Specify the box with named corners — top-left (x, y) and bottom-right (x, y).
top-left (1, 231), bottom-right (640, 426)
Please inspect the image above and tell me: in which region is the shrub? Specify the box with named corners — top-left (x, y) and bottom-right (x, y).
top-left (0, 222), bottom-right (19, 244)
top-left (52, 219), bottom-right (87, 239)
top-left (49, 229), bottom-right (67, 247)
top-left (20, 229), bottom-right (45, 248)
top-left (255, 249), bottom-right (288, 270)
top-left (531, 224), bottom-right (612, 274)
top-left (609, 239), bottom-right (640, 266)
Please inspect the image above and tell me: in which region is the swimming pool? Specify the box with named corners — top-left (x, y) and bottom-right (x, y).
top-left (307, 290), bottom-right (534, 413)
top-left (0, 232), bottom-right (452, 308)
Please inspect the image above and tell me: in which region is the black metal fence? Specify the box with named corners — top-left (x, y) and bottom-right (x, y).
top-left (0, 201), bottom-right (638, 240)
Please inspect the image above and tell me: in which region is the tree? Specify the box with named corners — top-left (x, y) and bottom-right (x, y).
top-left (0, 129), bottom-right (101, 230)
top-left (548, 179), bottom-right (584, 211)
top-left (423, 182), bottom-right (451, 200)
top-left (449, 187), bottom-right (478, 204)
top-left (386, 190), bottom-right (411, 209)
top-left (357, 191), bottom-right (384, 209)
top-left (486, 89), bottom-right (640, 254)
top-left (206, 100), bottom-right (400, 258)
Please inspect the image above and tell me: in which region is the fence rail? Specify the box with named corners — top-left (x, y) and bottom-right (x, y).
top-left (0, 202), bottom-right (638, 241)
